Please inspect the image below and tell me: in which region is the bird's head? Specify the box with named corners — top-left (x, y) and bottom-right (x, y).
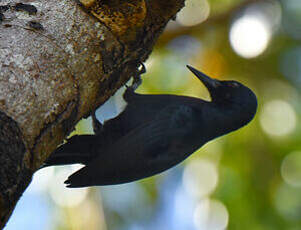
top-left (186, 65), bottom-right (257, 123)
top-left (187, 65), bottom-right (257, 105)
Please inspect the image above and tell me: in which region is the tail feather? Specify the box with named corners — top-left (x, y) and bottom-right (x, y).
top-left (43, 135), bottom-right (100, 167)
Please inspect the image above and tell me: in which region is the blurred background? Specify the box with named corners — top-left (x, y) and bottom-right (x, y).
top-left (6, 0), bottom-right (301, 229)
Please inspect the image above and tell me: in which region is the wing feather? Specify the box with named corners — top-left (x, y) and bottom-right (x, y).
top-left (65, 105), bottom-right (200, 187)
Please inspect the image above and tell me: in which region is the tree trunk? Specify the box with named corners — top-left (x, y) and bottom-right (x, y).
top-left (0, 0), bottom-right (185, 227)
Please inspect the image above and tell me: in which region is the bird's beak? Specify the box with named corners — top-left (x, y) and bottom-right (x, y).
top-left (186, 65), bottom-right (221, 94)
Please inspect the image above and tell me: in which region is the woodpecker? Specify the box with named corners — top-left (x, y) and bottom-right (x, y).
top-left (44, 65), bottom-right (257, 188)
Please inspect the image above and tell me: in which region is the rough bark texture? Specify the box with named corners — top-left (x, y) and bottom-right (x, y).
top-left (0, 0), bottom-right (185, 227)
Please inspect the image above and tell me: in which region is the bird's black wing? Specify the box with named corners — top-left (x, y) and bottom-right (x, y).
top-left (102, 87), bottom-right (199, 141)
top-left (64, 105), bottom-right (201, 187)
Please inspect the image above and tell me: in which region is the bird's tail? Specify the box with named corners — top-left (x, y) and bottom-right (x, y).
top-left (42, 135), bottom-right (100, 167)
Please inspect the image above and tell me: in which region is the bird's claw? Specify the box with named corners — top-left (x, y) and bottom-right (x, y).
top-left (137, 62), bottom-right (146, 75)
top-left (129, 62), bottom-right (146, 91)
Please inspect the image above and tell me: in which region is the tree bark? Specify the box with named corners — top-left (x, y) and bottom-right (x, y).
top-left (0, 0), bottom-right (184, 227)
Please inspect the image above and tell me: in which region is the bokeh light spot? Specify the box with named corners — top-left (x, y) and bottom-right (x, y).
top-left (259, 100), bottom-right (297, 137)
top-left (49, 165), bottom-right (89, 207)
top-left (183, 159), bottom-right (218, 198)
top-left (229, 15), bottom-right (271, 58)
top-left (281, 151), bottom-right (301, 187)
top-left (282, 0), bottom-right (301, 39)
top-left (177, 0), bottom-right (210, 26)
top-left (28, 167), bottom-right (54, 194)
top-left (261, 79), bottom-right (299, 103)
top-left (193, 198), bottom-right (229, 230)
top-left (274, 183), bottom-right (301, 221)
top-left (246, 0), bottom-right (282, 32)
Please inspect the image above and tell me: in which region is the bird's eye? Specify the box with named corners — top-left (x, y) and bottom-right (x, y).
top-left (229, 82), bottom-right (240, 88)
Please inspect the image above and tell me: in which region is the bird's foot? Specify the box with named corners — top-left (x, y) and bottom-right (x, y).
top-left (129, 62), bottom-right (146, 91)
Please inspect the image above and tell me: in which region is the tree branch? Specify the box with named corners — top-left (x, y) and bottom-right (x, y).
top-left (0, 0), bottom-right (185, 227)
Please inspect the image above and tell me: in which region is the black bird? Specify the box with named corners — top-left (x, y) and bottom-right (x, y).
top-left (44, 65), bottom-right (257, 188)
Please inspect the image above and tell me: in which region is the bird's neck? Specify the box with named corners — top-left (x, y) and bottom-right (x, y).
top-left (206, 102), bottom-right (255, 140)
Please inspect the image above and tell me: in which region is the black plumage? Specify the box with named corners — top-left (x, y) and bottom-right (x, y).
top-left (44, 65), bottom-right (257, 187)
